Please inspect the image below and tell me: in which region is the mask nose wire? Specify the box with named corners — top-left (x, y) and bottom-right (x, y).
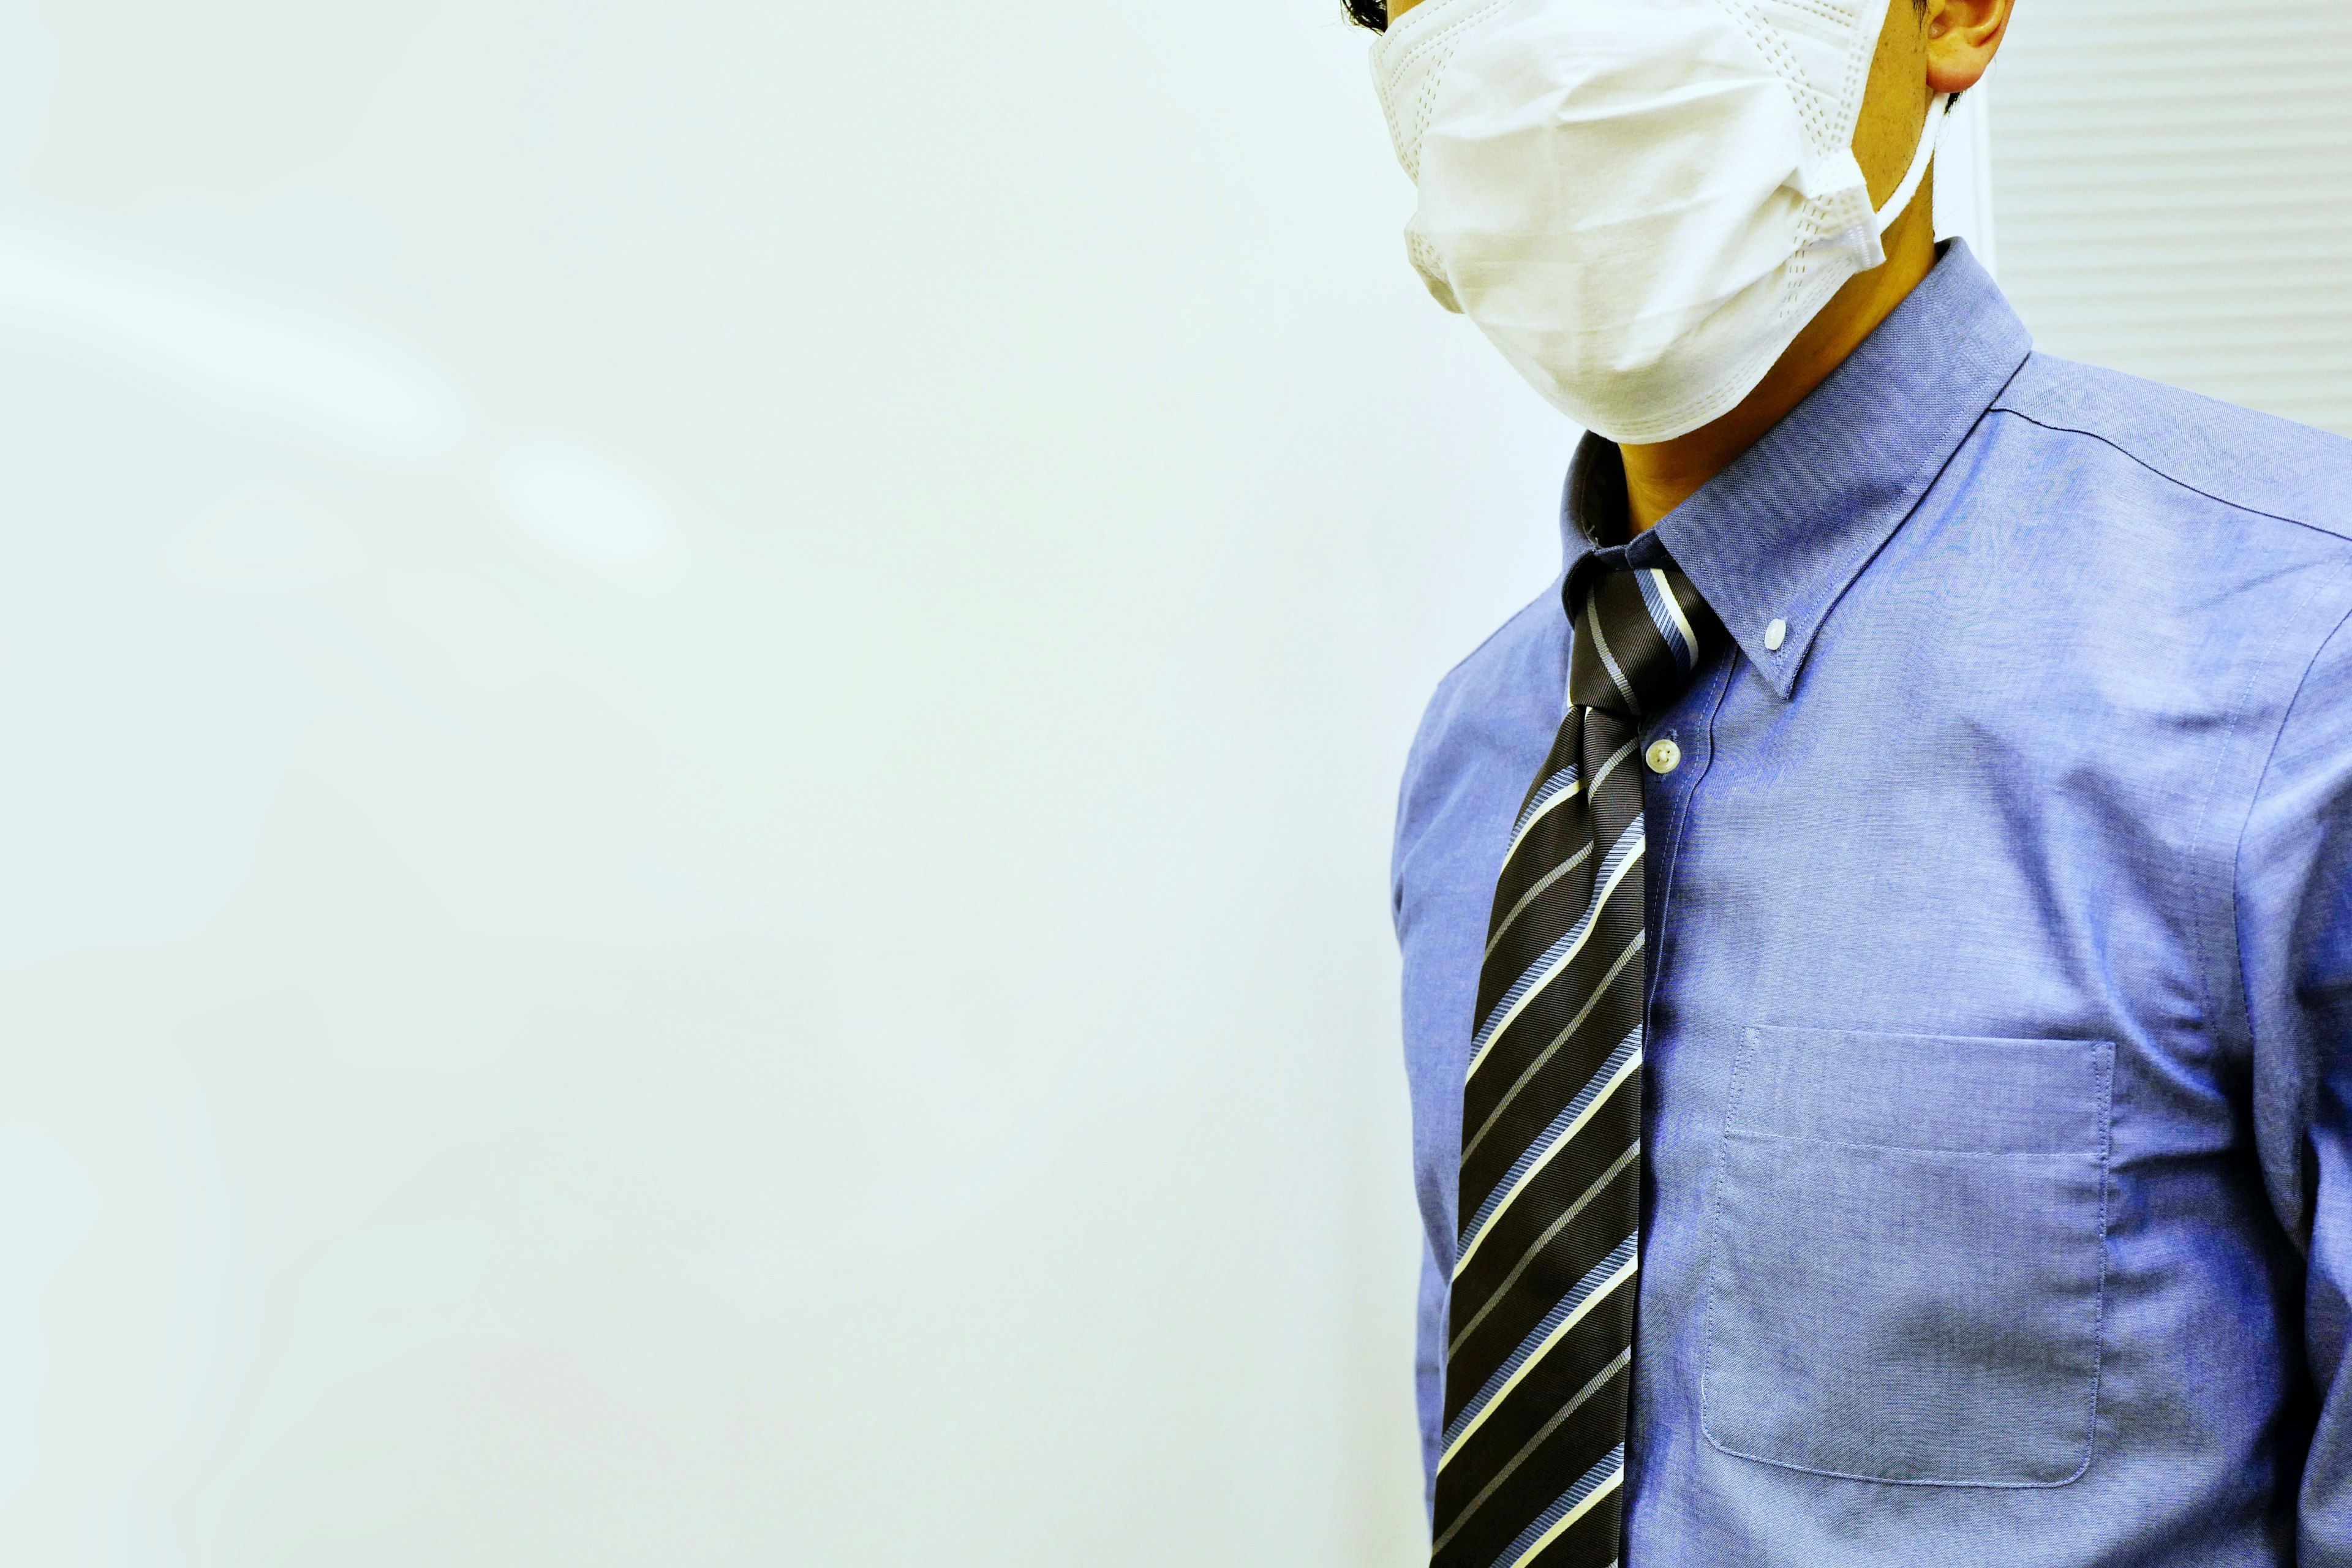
top-left (1872, 92), bottom-right (1953, 236)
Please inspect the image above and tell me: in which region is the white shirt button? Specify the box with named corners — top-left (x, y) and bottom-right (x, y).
top-left (1646, 738), bottom-right (1682, 775)
top-left (1765, 617), bottom-right (1789, 652)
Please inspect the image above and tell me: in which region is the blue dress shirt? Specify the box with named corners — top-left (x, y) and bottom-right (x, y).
top-left (1391, 241), bottom-right (2352, 1564)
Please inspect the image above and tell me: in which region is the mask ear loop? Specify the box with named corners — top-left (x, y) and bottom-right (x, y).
top-left (1873, 92), bottom-right (1951, 234)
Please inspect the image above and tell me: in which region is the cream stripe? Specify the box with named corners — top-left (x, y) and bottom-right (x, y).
top-left (1448, 1142), bottom-right (1640, 1355)
top-left (1581, 736), bottom-right (1640, 809)
top-left (1505, 1463), bottom-right (1625, 1568)
top-left (1453, 1049), bottom-right (1642, 1278)
top-left (1438, 1253), bottom-right (1639, 1466)
top-left (1466, 826), bottom-right (1643, 1081)
top-left (1585, 603), bottom-right (1639, 712)
top-left (1648, 568), bottom-right (1697, 660)
top-left (1502, 780), bottom-right (1583, 865)
top-left (1429, 1349), bottom-right (1632, 1556)
top-left (1484, 844), bottom-right (1590, 965)
top-left (1506, 734), bottom-right (1637, 864)
top-left (1462, 933), bottom-right (1646, 1166)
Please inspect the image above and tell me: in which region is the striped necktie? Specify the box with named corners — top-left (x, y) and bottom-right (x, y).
top-left (1431, 561), bottom-right (1723, 1568)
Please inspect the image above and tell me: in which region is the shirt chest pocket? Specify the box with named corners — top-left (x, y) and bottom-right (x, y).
top-left (1700, 1027), bottom-right (2114, 1488)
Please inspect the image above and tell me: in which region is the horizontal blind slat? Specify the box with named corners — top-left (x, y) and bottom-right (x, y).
top-left (1991, 0), bottom-right (2352, 434)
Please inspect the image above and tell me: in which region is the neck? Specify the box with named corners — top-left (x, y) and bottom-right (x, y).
top-left (1621, 192), bottom-right (1940, 534)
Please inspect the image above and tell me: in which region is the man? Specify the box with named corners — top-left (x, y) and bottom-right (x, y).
top-left (1360, 0), bottom-right (2352, 1563)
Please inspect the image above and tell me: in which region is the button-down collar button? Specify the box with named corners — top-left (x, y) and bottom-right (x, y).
top-left (1765, 617), bottom-right (1789, 652)
top-left (1645, 738), bottom-right (1682, 775)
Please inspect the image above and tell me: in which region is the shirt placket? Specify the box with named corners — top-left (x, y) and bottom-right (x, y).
top-left (1639, 653), bottom-right (1736, 1035)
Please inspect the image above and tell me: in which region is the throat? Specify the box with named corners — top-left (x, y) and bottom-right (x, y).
top-left (1619, 203), bottom-right (1942, 533)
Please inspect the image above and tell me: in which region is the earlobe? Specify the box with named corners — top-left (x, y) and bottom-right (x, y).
top-left (1923, 51), bottom-right (1993, 97)
top-left (1923, 0), bottom-right (2013, 97)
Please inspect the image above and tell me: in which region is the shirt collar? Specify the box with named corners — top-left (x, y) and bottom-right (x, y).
top-left (1560, 240), bottom-right (2034, 699)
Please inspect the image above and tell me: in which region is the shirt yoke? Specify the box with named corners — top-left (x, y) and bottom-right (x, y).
top-left (1992, 352), bottom-right (2352, 545)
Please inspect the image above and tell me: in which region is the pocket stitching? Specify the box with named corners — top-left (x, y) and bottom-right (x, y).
top-left (1725, 1126), bottom-right (2105, 1161)
top-left (1696, 1029), bottom-right (2114, 1490)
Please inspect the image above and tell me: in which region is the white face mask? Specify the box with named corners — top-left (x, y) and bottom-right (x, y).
top-left (1372, 0), bottom-right (1947, 445)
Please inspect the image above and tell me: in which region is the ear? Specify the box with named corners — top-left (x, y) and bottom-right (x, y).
top-left (1923, 0), bottom-right (2014, 96)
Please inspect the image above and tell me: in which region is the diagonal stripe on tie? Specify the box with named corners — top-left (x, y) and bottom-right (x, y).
top-left (1494, 1444), bottom-right (1627, 1568)
top-left (1455, 1031), bottom-right (1642, 1277)
top-left (1431, 560), bottom-right (1721, 1568)
top-left (1466, 820), bottom-right (1646, 1082)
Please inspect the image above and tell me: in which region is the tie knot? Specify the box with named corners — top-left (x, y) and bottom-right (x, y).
top-left (1569, 565), bottom-right (1722, 718)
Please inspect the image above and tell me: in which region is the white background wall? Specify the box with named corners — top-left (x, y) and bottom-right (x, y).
top-left (0, 2), bottom-right (1570, 1563)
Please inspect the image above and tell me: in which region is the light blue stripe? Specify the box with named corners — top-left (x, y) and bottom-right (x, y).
top-left (1470, 817), bottom-right (1645, 1060)
top-left (1488, 1444), bottom-right (1625, 1568)
top-left (1443, 1235), bottom-right (1638, 1450)
top-left (1509, 764), bottom-right (1580, 843)
top-left (1634, 568), bottom-right (1693, 677)
top-left (1458, 1027), bottom-right (1642, 1253)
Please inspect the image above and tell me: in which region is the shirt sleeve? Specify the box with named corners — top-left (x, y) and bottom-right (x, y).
top-left (1415, 1234), bottom-right (1446, 1523)
top-left (2239, 606), bottom-right (2352, 1562)
top-left (1395, 692), bottom-right (1452, 1525)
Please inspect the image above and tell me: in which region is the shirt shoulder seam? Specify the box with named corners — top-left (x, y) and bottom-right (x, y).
top-left (1986, 404), bottom-right (2352, 546)
top-left (2228, 594), bottom-right (2352, 1250)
